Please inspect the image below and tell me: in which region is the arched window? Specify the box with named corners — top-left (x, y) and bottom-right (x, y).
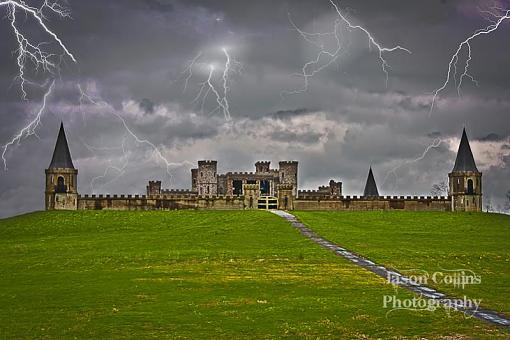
top-left (467, 179), bottom-right (474, 194)
top-left (55, 176), bottom-right (67, 193)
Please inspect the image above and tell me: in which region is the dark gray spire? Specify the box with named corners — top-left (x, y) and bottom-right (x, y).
top-left (452, 128), bottom-right (478, 172)
top-left (48, 122), bottom-right (74, 169)
top-left (363, 166), bottom-right (379, 197)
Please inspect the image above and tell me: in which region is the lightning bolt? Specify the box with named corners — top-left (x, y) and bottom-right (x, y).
top-left (2, 79), bottom-right (55, 170)
top-left (282, 0), bottom-right (411, 98)
top-left (382, 138), bottom-right (443, 189)
top-left (1, 0), bottom-right (76, 99)
top-left (186, 48), bottom-right (242, 122)
top-left (430, 6), bottom-right (510, 114)
top-left (77, 84), bottom-right (194, 184)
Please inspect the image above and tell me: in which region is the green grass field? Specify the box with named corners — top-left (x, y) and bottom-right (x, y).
top-left (0, 210), bottom-right (508, 338)
top-left (294, 211), bottom-right (510, 316)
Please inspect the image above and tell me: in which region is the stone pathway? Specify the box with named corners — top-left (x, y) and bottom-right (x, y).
top-left (271, 210), bottom-right (510, 328)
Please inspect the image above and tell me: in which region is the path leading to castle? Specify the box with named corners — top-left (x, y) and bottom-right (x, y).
top-left (270, 210), bottom-right (510, 329)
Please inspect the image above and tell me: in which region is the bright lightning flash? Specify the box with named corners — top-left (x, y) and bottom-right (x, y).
top-left (430, 6), bottom-right (510, 114)
top-left (1, 0), bottom-right (76, 99)
top-left (282, 0), bottom-right (411, 97)
top-left (2, 79), bottom-right (55, 170)
top-left (185, 48), bottom-right (242, 122)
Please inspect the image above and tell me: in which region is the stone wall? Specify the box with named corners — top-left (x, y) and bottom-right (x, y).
top-left (293, 194), bottom-right (451, 211)
top-left (77, 194), bottom-right (245, 210)
top-left (75, 193), bottom-right (451, 212)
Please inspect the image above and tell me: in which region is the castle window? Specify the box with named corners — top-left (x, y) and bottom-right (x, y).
top-left (200, 172), bottom-right (203, 178)
top-left (233, 180), bottom-right (243, 195)
top-left (55, 176), bottom-right (67, 193)
top-left (206, 186), bottom-right (209, 194)
top-left (467, 179), bottom-right (474, 195)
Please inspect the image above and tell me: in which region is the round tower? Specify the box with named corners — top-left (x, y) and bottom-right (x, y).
top-left (45, 122), bottom-right (78, 210)
top-left (448, 128), bottom-right (482, 212)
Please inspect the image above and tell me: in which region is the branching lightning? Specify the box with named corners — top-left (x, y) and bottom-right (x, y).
top-left (382, 138), bottom-right (443, 189)
top-left (430, 6), bottom-right (510, 114)
top-left (1, 79), bottom-right (55, 170)
top-left (1, 0), bottom-right (76, 99)
top-left (184, 48), bottom-right (242, 122)
top-left (282, 0), bottom-right (411, 98)
top-left (1, 0), bottom-right (76, 171)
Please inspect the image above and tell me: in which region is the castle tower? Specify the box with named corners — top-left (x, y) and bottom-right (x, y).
top-left (196, 160), bottom-right (218, 196)
top-left (45, 122), bottom-right (78, 210)
top-left (363, 166), bottom-right (379, 197)
top-left (278, 161), bottom-right (298, 197)
top-left (448, 128), bottom-right (482, 212)
top-left (147, 180), bottom-right (162, 196)
top-left (255, 161), bottom-right (271, 173)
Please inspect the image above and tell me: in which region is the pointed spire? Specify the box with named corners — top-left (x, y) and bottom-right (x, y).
top-left (452, 128), bottom-right (478, 172)
top-left (363, 166), bottom-right (379, 197)
top-left (48, 122), bottom-right (75, 169)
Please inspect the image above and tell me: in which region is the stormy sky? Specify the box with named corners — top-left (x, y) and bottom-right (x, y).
top-left (1, 0), bottom-right (509, 218)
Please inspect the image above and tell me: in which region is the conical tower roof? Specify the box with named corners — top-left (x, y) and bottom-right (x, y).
top-left (48, 122), bottom-right (74, 169)
top-left (363, 166), bottom-right (379, 197)
top-left (452, 128), bottom-right (478, 172)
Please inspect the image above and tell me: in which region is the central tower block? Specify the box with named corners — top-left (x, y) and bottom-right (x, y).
top-left (278, 161), bottom-right (298, 197)
top-left (196, 160), bottom-right (218, 196)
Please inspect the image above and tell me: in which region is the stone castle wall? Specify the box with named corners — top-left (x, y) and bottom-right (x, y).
top-left (77, 194), bottom-right (245, 210)
top-left (73, 193), bottom-right (451, 212)
top-left (294, 194), bottom-right (451, 211)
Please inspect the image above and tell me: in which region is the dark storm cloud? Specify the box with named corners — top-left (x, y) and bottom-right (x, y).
top-left (139, 98), bottom-right (156, 115)
top-left (477, 133), bottom-right (506, 142)
top-left (272, 108), bottom-right (313, 119)
top-left (1, 0), bottom-right (510, 217)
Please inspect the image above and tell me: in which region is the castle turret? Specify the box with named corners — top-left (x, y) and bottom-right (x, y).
top-left (278, 161), bottom-right (298, 197)
top-left (255, 161), bottom-right (271, 173)
top-left (448, 128), bottom-right (482, 212)
top-left (363, 166), bottom-right (379, 197)
top-left (147, 180), bottom-right (161, 196)
top-left (45, 122), bottom-right (78, 210)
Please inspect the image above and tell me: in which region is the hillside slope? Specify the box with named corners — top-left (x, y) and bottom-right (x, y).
top-left (0, 211), bottom-right (507, 338)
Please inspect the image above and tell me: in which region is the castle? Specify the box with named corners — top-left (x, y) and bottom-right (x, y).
top-left (45, 123), bottom-right (482, 212)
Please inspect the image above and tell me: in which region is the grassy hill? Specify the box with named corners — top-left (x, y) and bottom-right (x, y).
top-left (294, 211), bottom-right (510, 315)
top-left (0, 210), bottom-right (508, 338)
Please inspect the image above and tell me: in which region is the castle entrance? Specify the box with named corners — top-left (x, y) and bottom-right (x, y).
top-left (257, 196), bottom-right (278, 210)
